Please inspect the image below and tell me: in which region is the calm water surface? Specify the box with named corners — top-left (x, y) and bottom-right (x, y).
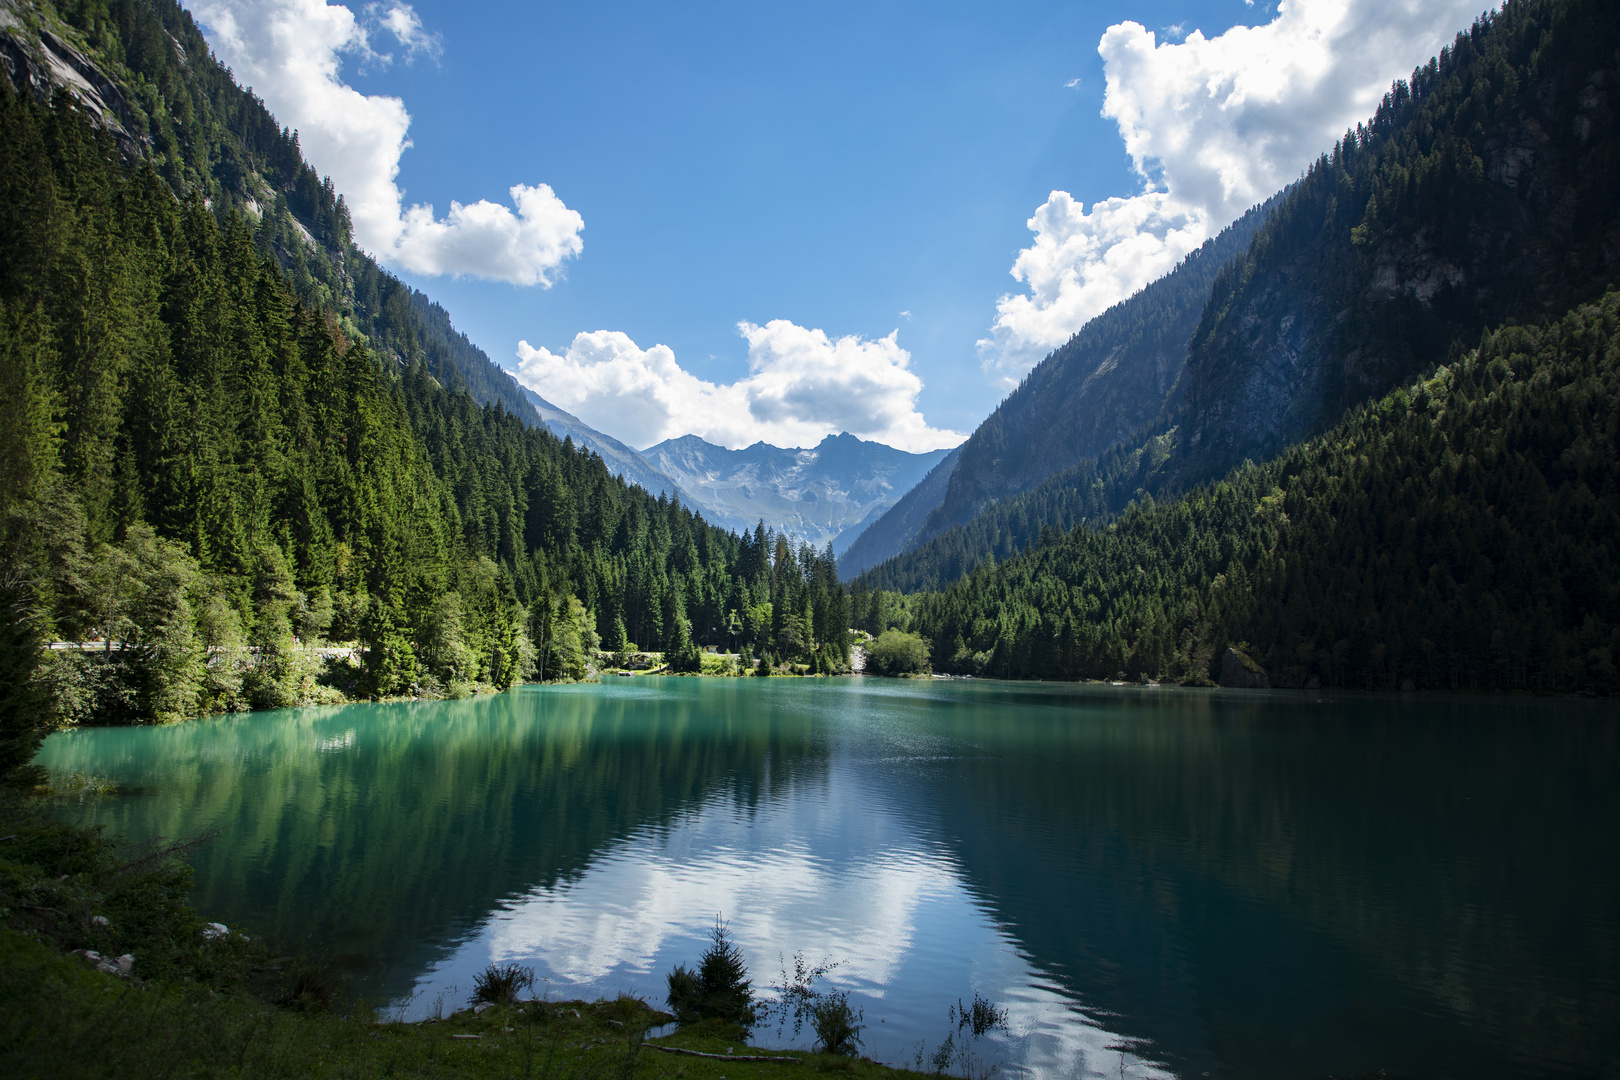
top-left (35, 679), bottom-right (1620, 1079)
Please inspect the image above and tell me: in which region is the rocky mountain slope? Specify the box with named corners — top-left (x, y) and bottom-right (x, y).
top-left (920, 202), bottom-right (1273, 538)
top-left (835, 445), bottom-right (961, 577)
top-left (520, 389), bottom-right (685, 502)
top-left (0, 0), bottom-right (685, 503)
top-left (839, 200), bottom-right (1270, 578)
top-left (639, 433), bottom-right (951, 549)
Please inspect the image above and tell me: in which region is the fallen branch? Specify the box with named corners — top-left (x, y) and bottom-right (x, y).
top-left (646, 1045), bottom-right (799, 1064)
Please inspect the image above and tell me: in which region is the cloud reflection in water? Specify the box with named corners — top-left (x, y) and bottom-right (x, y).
top-left (405, 766), bottom-right (1170, 1080)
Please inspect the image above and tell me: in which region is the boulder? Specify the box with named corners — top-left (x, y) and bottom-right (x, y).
top-left (1219, 647), bottom-right (1270, 689)
top-left (72, 949), bottom-right (127, 976)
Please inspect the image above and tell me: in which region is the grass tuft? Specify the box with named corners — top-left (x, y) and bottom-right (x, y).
top-left (472, 961), bottom-right (536, 1005)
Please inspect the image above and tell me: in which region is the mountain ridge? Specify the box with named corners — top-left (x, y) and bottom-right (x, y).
top-left (1172, 0), bottom-right (1620, 487)
top-left (838, 198), bottom-right (1273, 578)
top-left (638, 431), bottom-right (952, 549)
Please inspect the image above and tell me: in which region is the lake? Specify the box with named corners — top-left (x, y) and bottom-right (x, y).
top-left (34, 678), bottom-right (1619, 1079)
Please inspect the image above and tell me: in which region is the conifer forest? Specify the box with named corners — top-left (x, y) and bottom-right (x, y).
top-left (0, 70), bottom-right (849, 725)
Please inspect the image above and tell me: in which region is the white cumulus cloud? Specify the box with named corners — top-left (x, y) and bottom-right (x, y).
top-left (514, 321), bottom-right (964, 453)
top-left (189, 0), bottom-right (582, 286)
top-left (981, 0), bottom-right (1484, 383)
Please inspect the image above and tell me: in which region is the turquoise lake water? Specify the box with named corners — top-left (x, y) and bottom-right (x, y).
top-left (34, 678), bottom-right (1620, 1079)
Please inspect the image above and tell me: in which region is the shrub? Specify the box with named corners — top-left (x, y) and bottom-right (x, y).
top-left (274, 958), bottom-right (337, 1012)
top-left (472, 962), bottom-right (535, 1005)
top-left (767, 952), bottom-right (862, 1055)
top-left (666, 921), bottom-right (755, 1027)
top-left (810, 989), bottom-right (864, 1055)
top-left (952, 992), bottom-right (1008, 1038)
top-left (668, 640), bottom-right (704, 674)
top-left (864, 630), bottom-right (931, 676)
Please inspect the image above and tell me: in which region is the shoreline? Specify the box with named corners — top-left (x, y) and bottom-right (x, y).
top-left (34, 674), bottom-right (1613, 740)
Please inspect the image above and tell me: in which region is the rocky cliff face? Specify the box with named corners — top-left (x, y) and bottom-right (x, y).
top-left (0, 1), bottom-right (144, 158)
top-left (640, 433), bottom-right (951, 548)
top-left (1177, 2), bottom-right (1620, 484)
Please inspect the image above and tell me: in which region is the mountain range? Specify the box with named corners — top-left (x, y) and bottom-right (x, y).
top-left (639, 433), bottom-right (952, 551)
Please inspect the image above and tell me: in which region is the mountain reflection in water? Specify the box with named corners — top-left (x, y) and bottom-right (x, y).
top-left (37, 679), bottom-right (1618, 1079)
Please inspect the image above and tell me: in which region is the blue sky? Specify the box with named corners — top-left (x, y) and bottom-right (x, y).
top-left (190, 0), bottom-right (1482, 451)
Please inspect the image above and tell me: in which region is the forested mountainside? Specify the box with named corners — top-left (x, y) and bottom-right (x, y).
top-left (920, 203), bottom-right (1273, 541)
top-left (0, 82), bottom-right (851, 724)
top-left (887, 290), bottom-right (1620, 692)
top-left (854, 427), bottom-right (1175, 594)
top-left (859, 0), bottom-right (1620, 597)
top-left (1174, 0), bottom-right (1620, 485)
top-left (838, 205), bottom-right (1270, 580)
top-left (522, 389), bottom-right (686, 502)
top-left (0, 0), bottom-right (685, 500)
top-left (640, 432), bottom-right (951, 551)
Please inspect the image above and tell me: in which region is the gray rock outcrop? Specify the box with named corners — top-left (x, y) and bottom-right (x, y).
top-left (1219, 647), bottom-right (1271, 690)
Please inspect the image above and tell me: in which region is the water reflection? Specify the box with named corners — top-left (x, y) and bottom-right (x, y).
top-left (415, 780), bottom-right (1162, 1078)
top-left (36, 679), bottom-right (1620, 1080)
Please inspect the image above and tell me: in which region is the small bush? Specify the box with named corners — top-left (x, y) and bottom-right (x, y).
top-left (274, 958), bottom-right (337, 1012)
top-left (810, 989), bottom-right (864, 1055)
top-left (668, 640), bottom-right (704, 674)
top-left (918, 993), bottom-right (1008, 1079)
top-left (666, 963), bottom-right (699, 1017)
top-left (472, 962), bottom-right (535, 1005)
top-left (767, 952), bottom-right (863, 1055)
top-left (864, 630), bottom-right (931, 676)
